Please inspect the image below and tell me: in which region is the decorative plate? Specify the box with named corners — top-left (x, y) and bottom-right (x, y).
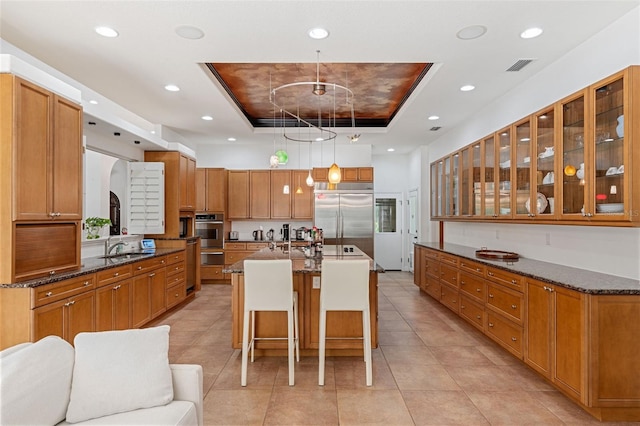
top-left (525, 192), bottom-right (548, 214)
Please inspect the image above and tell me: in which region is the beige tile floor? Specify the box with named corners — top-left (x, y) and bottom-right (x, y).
top-left (150, 272), bottom-right (629, 425)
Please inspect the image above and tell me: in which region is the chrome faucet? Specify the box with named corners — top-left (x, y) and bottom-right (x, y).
top-left (104, 237), bottom-right (127, 256)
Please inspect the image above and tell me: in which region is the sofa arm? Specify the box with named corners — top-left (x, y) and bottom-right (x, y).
top-left (170, 364), bottom-right (203, 426)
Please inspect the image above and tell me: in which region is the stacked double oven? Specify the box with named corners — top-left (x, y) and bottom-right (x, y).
top-left (195, 213), bottom-right (224, 271)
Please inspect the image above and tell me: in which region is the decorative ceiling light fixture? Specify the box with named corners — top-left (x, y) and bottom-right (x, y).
top-left (269, 50), bottom-right (359, 186)
top-left (306, 142), bottom-right (314, 187)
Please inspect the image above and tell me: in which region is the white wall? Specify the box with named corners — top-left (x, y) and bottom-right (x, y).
top-left (425, 7), bottom-right (640, 279)
top-left (196, 142), bottom-right (372, 169)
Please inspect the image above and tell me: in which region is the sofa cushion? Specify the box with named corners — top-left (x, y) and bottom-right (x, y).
top-left (65, 326), bottom-right (173, 423)
top-left (58, 400), bottom-right (197, 426)
top-left (0, 336), bottom-right (75, 425)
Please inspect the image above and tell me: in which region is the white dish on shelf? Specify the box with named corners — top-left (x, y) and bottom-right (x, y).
top-left (596, 203), bottom-right (624, 213)
top-left (525, 192), bottom-right (548, 214)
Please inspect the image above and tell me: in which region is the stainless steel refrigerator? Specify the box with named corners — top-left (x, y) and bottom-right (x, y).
top-left (314, 183), bottom-right (374, 258)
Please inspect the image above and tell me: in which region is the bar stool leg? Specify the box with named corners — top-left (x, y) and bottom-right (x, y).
top-left (363, 307), bottom-right (372, 386)
top-left (250, 311), bottom-right (256, 362)
top-left (241, 310), bottom-right (250, 387)
top-left (318, 307), bottom-right (327, 386)
top-left (293, 292), bottom-right (300, 362)
top-left (287, 309), bottom-right (294, 386)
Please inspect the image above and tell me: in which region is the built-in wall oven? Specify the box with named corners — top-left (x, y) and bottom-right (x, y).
top-left (195, 213), bottom-right (223, 249)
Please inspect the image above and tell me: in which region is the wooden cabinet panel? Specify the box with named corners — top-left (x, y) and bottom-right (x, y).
top-left (439, 264), bottom-right (458, 287)
top-left (225, 250), bottom-right (252, 265)
top-left (424, 257), bottom-right (440, 279)
top-left (486, 282), bottom-right (524, 325)
top-left (424, 275), bottom-right (441, 300)
top-left (459, 272), bottom-right (486, 302)
top-left (342, 168), bottom-right (358, 182)
top-left (131, 274), bottom-right (151, 328)
top-left (486, 266), bottom-right (523, 292)
top-left (292, 170), bottom-right (313, 219)
top-left (227, 170), bottom-right (250, 219)
top-left (52, 95), bottom-right (83, 220)
top-left (195, 168), bottom-right (206, 212)
top-left (96, 279), bottom-right (132, 331)
top-left (554, 286), bottom-right (585, 401)
top-left (178, 155), bottom-right (196, 211)
top-left (312, 167), bottom-right (328, 182)
top-left (250, 170), bottom-right (271, 219)
top-left (525, 279), bottom-right (553, 378)
top-left (166, 281), bottom-right (186, 310)
top-left (486, 311), bottom-right (523, 359)
top-left (358, 167), bottom-right (374, 182)
top-left (459, 259), bottom-right (485, 276)
top-left (96, 265), bottom-right (132, 288)
top-left (150, 267), bottom-right (167, 319)
top-left (33, 274), bottom-right (94, 308)
top-left (201, 265), bottom-right (224, 280)
top-left (440, 283), bottom-right (459, 313)
top-left (459, 294), bottom-right (484, 331)
top-left (132, 256), bottom-right (167, 275)
top-left (33, 290), bottom-right (95, 345)
top-left (203, 168), bottom-right (226, 213)
top-left (413, 246), bottom-right (423, 287)
top-left (270, 170), bottom-right (291, 219)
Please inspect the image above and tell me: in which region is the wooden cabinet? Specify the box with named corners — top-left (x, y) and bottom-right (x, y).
top-left (270, 170), bottom-right (291, 219)
top-left (312, 167), bottom-right (373, 183)
top-left (144, 151), bottom-right (196, 237)
top-left (292, 170), bottom-right (313, 219)
top-left (196, 168), bottom-right (226, 213)
top-left (250, 170), bottom-right (271, 219)
top-left (179, 155), bottom-right (196, 211)
top-left (166, 251), bottom-right (186, 309)
top-left (28, 275), bottom-right (95, 343)
top-left (227, 170), bottom-right (250, 219)
top-left (96, 279), bottom-right (132, 332)
top-left (131, 256), bottom-right (167, 327)
top-left (0, 75), bottom-right (82, 283)
top-left (430, 65), bottom-right (640, 227)
top-left (525, 279), bottom-right (586, 402)
top-left (8, 76), bottom-right (83, 222)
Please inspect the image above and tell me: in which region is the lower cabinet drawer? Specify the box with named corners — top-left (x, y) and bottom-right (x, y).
top-left (166, 282), bottom-right (186, 309)
top-left (166, 271), bottom-right (185, 288)
top-left (486, 312), bottom-right (523, 359)
top-left (166, 261), bottom-right (185, 276)
top-left (486, 283), bottom-right (524, 324)
top-left (440, 283), bottom-right (459, 313)
top-left (201, 265), bottom-right (225, 280)
top-left (423, 276), bottom-right (441, 300)
top-left (459, 294), bottom-right (484, 330)
top-left (459, 272), bottom-right (486, 302)
top-left (33, 275), bottom-right (95, 308)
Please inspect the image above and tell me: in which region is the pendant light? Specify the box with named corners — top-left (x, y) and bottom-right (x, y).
top-left (327, 94), bottom-right (341, 184)
top-left (306, 130), bottom-right (314, 186)
top-left (295, 141), bottom-right (303, 194)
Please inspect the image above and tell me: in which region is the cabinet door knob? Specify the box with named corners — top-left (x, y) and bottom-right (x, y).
top-left (511, 279), bottom-right (517, 284)
top-left (476, 315), bottom-right (481, 320)
top-left (488, 272), bottom-right (494, 276)
top-left (46, 291), bottom-right (53, 297)
top-left (84, 281), bottom-right (90, 286)
top-left (149, 273), bottom-right (156, 277)
top-left (511, 337), bottom-right (517, 342)
top-left (488, 322), bottom-right (494, 327)
top-left (113, 285), bottom-right (121, 290)
top-left (511, 304), bottom-right (517, 309)
top-left (114, 272), bottom-right (119, 277)
top-left (65, 300), bottom-right (75, 307)
top-left (137, 266), bottom-right (143, 270)
top-left (476, 268), bottom-right (481, 272)
top-left (488, 293), bottom-right (494, 298)
top-left (174, 293), bottom-right (179, 298)
top-left (476, 288), bottom-right (481, 292)
top-left (461, 304), bottom-right (466, 309)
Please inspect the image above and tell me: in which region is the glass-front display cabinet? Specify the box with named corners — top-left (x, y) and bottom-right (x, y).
top-left (588, 71), bottom-right (627, 221)
top-left (496, 126), bottom-right (512, 218)
top-left (430, 162), bottom-right (440, 218)
top-left (559, 90), bottom-right (588, 220)
top-left (531, 108), bottom-right (557, 218)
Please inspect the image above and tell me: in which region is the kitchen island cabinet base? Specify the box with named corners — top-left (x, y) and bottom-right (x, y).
top-left (231, 271), bottom-right (378, 356)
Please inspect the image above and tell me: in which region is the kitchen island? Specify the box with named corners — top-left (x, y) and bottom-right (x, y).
top-left (225, 245), bottom-right (381, 356)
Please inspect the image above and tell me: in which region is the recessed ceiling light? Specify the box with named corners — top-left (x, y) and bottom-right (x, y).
top-left (456, 25), bottom-right (487, 40)
top-left (315, 137), bottom-right (324, 142)
top-left (387, 148), bottom-right (395, 152)
top-left (95, 26), bottom-right (118, 38)
top-left (521, 27), bottom-right (543, 39)
top-left (460, 85), bottom-right (475, 92)
top-left (428, 115), bottom-right (440, 120)
top-left (164, 84), bottom-right (180, 92)
top-left (89, 100), bottom-right (98, 105)
top-left (175, 25), bottom-right (205, 40)
top-left (227, 137), bottom-right (236, 142)
top-left (521, 137), bottom-right (531, 142)
top-left (201, 115), bottom-right (213, 121)
top-left (151, 130), bottom-right (156, 134)
top-left (308, 28), bottom-right (329, 40)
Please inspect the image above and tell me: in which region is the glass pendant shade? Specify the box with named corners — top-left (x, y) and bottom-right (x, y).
top-left (328, 163), bottom-right (341, 184)
top-left (269, 154), bottom-right (279, 168)
top-left (275, 150), bottom-right (288, 164)
top-left (295, 186), bottom-right (303, 194)
top-left (306, 170), bottom-right (314, 187)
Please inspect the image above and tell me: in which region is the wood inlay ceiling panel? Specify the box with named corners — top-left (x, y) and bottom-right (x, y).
top-left (207, 62), bottom-right (432, 127)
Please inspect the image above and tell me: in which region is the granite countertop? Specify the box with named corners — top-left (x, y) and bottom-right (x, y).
top-left (224, 245), bottom-right (383, 274)
top-left (1, 248), bottom-right (184, 289)
top-left (415, 242), bottom-right (640, 295)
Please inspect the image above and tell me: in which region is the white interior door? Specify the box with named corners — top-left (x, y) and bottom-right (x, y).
top-left (374, 193), bottom-right (403, 270)
top-left (407, 188), bottom-right (418, 272)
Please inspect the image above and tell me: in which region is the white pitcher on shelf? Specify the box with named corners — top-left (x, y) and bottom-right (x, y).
top-left (576, 163), bottom-right (585, 180)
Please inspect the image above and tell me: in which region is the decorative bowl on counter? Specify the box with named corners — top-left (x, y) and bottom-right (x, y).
top-left (596, 203), bottom-right (624, 213)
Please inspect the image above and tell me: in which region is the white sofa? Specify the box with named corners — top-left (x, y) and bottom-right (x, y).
top-left (0, 328), bottom-right (203, 426)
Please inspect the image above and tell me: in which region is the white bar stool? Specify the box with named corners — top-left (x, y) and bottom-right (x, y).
top-left (241, 259), bottom-right (299, 386)
top-left (318, 259), bottom-right (372, 386)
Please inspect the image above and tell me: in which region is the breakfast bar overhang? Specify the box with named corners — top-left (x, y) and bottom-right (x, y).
top-left (225, 246), bottom-right (381, 356)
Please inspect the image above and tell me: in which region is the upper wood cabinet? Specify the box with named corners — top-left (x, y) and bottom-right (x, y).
top-left (292, 170), bottom-right (313, 219)
top-left (0, 75), bottom-right (82, 283)
top-left (250, 170), bottom-right (271, 219)
top-left (270, 170), bottom-right (291, 219)
top-left (179, 155), bottom-right (196, 211)
top-left (312, 167), bottom-right (373, 183)
top-left (7, 76), bottom-right (83, 221)
top-left (227, 170), bottom-right (250, 219)
top-left (195, 168), bottom-right (226, 213)
top-left (143, 151), bottom-right (195, 237)
top-left (430, 65), bottom-right (640, 227)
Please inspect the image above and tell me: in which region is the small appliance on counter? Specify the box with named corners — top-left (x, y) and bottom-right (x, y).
top-left (266, 229), bottom-right (275, 240)
top-left (253, 229), bottom-right (264, 241)
top-left (229, 231), bottom-right (239, 240)
top-left (281, 224), bottom-right (290, 241)
top-left (140, 239), bottom-right (156, 253)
